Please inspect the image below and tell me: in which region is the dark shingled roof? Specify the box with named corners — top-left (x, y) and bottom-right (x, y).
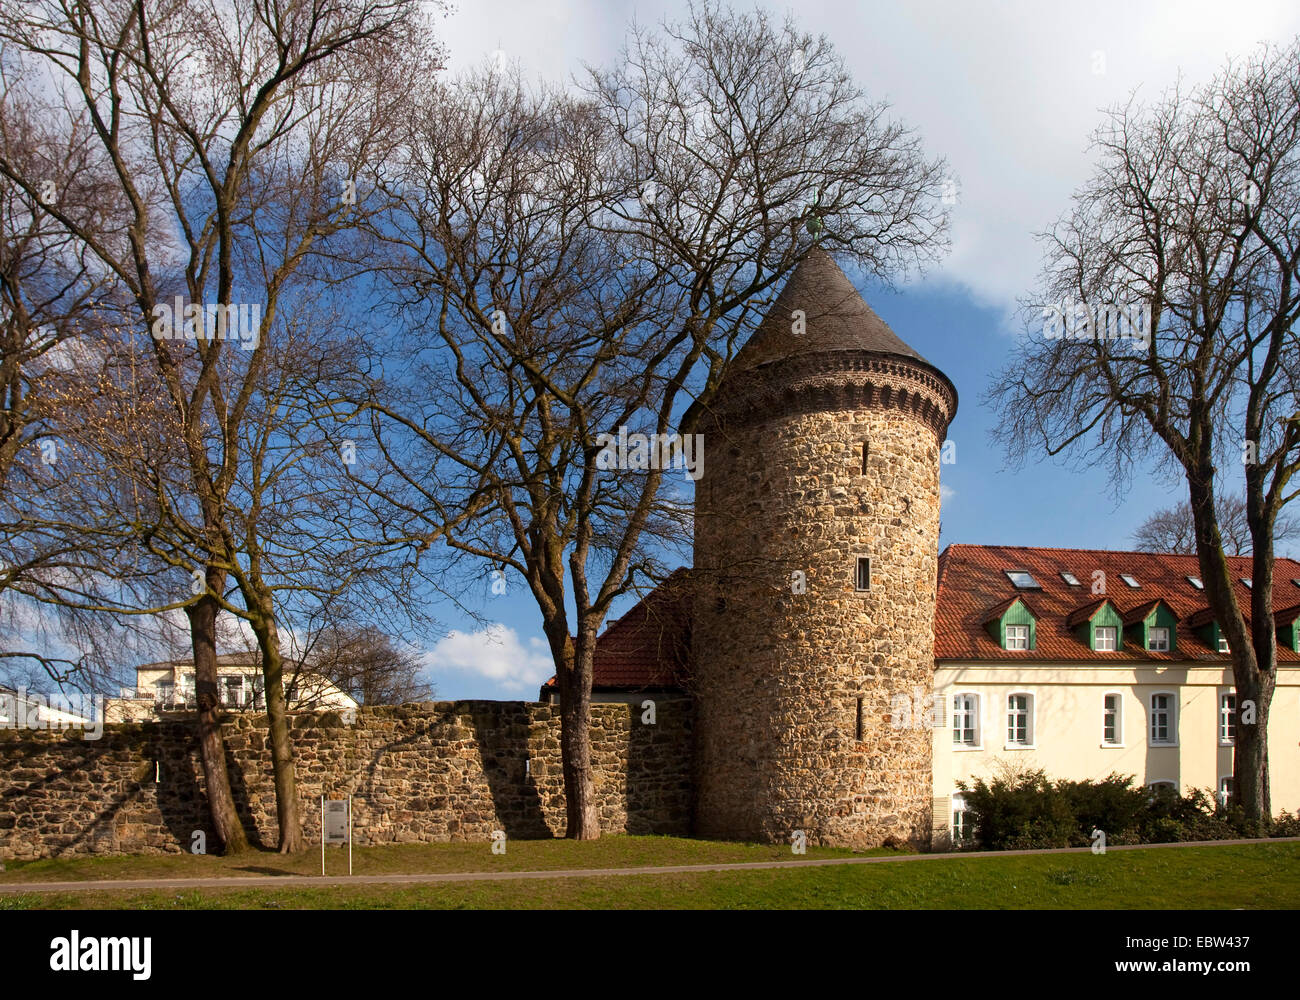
top-left (731, 246), bottom-right (933, 371)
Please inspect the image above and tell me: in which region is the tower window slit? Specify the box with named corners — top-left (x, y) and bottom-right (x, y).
top-left (855, 697), bottom-right (864, 741)
top-left (861, 441), bottom-right (869, 473)
top-left (855, 556), bottom-right (871, 592)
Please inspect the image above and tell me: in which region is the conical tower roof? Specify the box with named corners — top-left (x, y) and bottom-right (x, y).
top-left (732, 247), bottom-right (933, 371)
top-left (685, 247), bottom-right (957, 438)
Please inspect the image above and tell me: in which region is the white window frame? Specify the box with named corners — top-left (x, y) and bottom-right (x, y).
top-left (951, 792), bottom-right (970, 844)
top-left (1148, 691), bottom-right (1178, 747)
top-left (951, 692), bottom-right (982, 750)
top-left (1095, 625), bottom-right (1117, 651)
top-left (1004, 691), bottom-right (1036, 749)
top-left (1219, 690), bottom-right (1236, 745)
top-left (1101, 691), bottom-right (1125, 747)
top-left (1004, 624), bottom-right (1029, 651)
top-left (1218, 776), bottom-right (1234, 808)
top-left (1147, 626), bottom-right (1170, 652)
top-left (222, 674), bottom-right (245, 708)
top-left (1147, 779), bottom-right (1178, 801)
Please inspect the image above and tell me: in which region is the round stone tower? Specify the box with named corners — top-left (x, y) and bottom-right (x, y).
top-left (689, 248), bottom-right (957, 849)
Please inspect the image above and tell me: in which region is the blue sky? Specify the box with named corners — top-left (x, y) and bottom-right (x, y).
top-left (416, 0), bottom-right (1300, 701)
top-left (12, 2), bottom-right (1294, 701)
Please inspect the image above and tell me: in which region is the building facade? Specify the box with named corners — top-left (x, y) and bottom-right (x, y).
top-left (543, 249), bottom-right (1300, 849)
top-left (105, 652), bottom-right (358, 723)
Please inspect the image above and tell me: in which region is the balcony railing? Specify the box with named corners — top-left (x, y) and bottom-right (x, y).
top-left (118, 688), bottom-right (263, 711)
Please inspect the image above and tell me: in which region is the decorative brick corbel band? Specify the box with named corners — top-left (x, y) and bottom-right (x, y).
top-left (693, 351), bottom-right (958, 438)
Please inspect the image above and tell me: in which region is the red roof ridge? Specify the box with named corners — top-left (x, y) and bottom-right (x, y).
top-left (1065, 597), bottom-right (1113, 628)
top-left (940, 542), bottom-right (1300, 564)
top-left (981, 594), bottom-right (1034, 623)
top-left (1122, 597), bottom-right (1179, 625)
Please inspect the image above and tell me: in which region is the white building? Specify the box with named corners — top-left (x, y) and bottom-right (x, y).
top-left (104, 652), bottom-right (358, 723)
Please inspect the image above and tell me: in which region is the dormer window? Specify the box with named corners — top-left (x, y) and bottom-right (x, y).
top-left (1068, 599), bottom-right (1124, 651)
top-left (1240, 578), bottom-right (1252, 588)
top-left (984, 597), bottom-right (1037, 651)
top-left (1188, 576), bottom-right (1204, 589)
top-left (1120, 574), bottom-right (1140, 588)
top-left (1004, 570), bottom-right (1041, 590)
top-left (1060, 572), bottom-right (1080, 586)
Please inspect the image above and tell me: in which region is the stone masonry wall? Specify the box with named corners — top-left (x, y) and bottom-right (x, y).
top-left (692, 404), bottom-right (941, 849)
top-left (0, 698), bottom-right (692, 860)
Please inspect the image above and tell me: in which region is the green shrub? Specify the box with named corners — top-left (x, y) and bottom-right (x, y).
top-left (954, 770), bottom-right (1279, 851)
top-left (1270, 811), bottom-right (1300, 837)
top-left (1057, 773), bottom-right (1148, 844)
top-left (956, 769), bottom-right (1076, 850)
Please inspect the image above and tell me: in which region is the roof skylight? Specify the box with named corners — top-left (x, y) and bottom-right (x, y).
top-left (1004, 570), bottom-right (1041, 590)
top-left (1120, 574), bottom-right (1141, 588)
top-left (1187, 576), bottom-right (1204, 589)
top-left (1241, 578), bottom-right (1252, 588)
top-left (1060, 572), bottom-right (1080, 586)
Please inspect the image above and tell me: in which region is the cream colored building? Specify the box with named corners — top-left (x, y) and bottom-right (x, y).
top-left (929, 545), bottom-right (1300, 847)
top-left (105, 652), bottom-right (358, 723)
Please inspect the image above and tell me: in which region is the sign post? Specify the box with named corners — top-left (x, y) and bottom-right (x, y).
top-left (321, 795), bottom-right (352, 876)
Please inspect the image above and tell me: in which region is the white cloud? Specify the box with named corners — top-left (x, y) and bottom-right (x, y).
top-left (940, 484), bottom-right (955, 503)
top-left (421, 624), bottom-right (555, 694)
top-left (436, 0), bottom-right (1300, 323)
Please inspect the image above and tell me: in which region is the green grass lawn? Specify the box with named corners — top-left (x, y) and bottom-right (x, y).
top-left (0, 834), bottom-right (870, 883)
top-left (1, 837), bottom-right (1297, 909)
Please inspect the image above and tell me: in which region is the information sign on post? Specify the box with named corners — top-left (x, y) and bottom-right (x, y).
top-left (321, 795), bottom-right (352, 876)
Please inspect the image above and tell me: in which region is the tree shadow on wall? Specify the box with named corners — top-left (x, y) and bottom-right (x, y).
top-left (1, 733), bottom-right (137, 857)
top-left (468, 706), bottom-right (549, 838)
top-left (152, 720), bottom-right (265, 853)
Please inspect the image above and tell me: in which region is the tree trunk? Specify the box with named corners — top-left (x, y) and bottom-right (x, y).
top-left (1232, 670), bottom-right (1274, 831)
top-left (185, 592), bottom-right (250, 855)
top-left (245, 592), bottom-right (303, 853)
top-left (553, 624), bottom-right (600, 840)
top-left (1190, 470), bottom-right (1274, 826)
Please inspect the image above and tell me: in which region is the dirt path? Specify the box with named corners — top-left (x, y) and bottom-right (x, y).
top-left (1, 836), bottom-right (1294, 895)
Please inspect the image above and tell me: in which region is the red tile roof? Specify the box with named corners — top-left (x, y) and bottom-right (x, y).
top-left (540, 569), bottom-right (692, 694)
top-left (1064, 598), bottom-right (1111, 628)
top-left (558, 545), bottom-right (1300, 694)
top-left (936, 544), bottom-right (1300, 662)
top-left (1122, 598), bottom-right (1176, 625)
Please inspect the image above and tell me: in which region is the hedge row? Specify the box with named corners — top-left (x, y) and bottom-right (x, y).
top-left (954, 769), bottom-right (1300, 850)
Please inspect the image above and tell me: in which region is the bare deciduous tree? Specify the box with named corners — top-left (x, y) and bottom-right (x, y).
top-left (352, 2), bottom-right (948, 838)
top-left (0, 0), bottom-right (442, 853)
top-left (308, 625), bottom-right (433, 706)
top-left (987, 39), bottom-right (1300, 825)
top-left (1133, 493), bottom-right (1300, 556)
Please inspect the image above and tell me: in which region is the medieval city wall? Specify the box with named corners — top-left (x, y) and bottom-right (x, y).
top-left (0, 698), bottom-right (693, 860)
